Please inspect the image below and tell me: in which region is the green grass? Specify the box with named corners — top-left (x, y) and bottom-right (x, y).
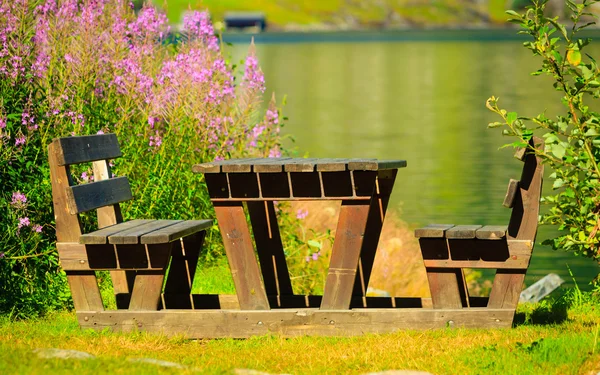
top-left (153, 0), bottom-right (508, 28)
top-left (1, 288), bottom-right (600, 374)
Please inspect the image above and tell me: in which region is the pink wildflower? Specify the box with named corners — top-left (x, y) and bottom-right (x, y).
top-left (296, 208), bottom-right (308, 220)
top-left (18, 217), bottom-right (30, 230)
top-left (241, 55), bottom-right (265, 93)
top-left (15, 136), bottom-right (26, 147)
top-left (32, 224), bottom-right (42, 233)
top-left (11, 191), bottom-right (27, 206)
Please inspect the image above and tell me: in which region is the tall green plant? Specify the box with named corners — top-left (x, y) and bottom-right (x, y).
top-left (487, 0), bottom-right (600, 266)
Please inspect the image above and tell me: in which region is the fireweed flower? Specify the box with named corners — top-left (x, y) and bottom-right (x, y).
top-left (15, 136), bottom-right (26, 146)
top-left (241, 55), bottom-right (265, 93)
top-left (32, 224), bottom-right (42, 233)
top-left (18, 217), bottom-right (30, 230)
top-left (0, 252), bottom-right (4, 259)
top-left (11, 191), bottom-right (27, 207)
top-left (296, 208), bottom-right (308, 220)
top-left (182, 11), bottom-right (219, 51)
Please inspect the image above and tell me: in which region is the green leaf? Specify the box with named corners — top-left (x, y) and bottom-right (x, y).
top-left (553, 179), bottom-right (565, 189)
top-left (551, 143), bottom-right (566, 159)
top-left (568, 49), bottom-right (582, 66)
top-left (307, 240), bottom-right (322, 249)
top-left (506, 112), bottom-right (518, 124)
top-left (488, 122), bottom-right (503, 128)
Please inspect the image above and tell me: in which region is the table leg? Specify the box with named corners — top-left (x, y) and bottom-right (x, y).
top-left (213, 201), bottom-right (270, 310)
top-left (351, 169), bottom-right (397, 302)
top-left (321, 200), bottom-right (371, 310)
top-left (247, 201), bottom-right (294, 306)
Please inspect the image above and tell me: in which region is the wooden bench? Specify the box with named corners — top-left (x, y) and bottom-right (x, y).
top-left (415, 137), bottom-right (544, 310)
top-left (49, 134), bottom-right (211, 311)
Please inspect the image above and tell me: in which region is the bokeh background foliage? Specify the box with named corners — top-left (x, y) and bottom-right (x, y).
top-left (0, 0), bottom-right (286, 318)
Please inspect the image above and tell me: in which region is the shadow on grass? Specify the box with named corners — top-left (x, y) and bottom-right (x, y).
top-left (513, 301), bottom-right (569, 326)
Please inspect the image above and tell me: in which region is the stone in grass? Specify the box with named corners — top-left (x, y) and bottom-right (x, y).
top-left (128, 358), bottom-right (189, 369)
top-left (363, 371), bottom-right (435, 375)
top-left (34, 348), bottom-right (95, 360)
top-left (234, 369), bottom-right (291, 375)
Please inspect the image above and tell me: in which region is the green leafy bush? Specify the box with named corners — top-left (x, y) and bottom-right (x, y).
top-left (487, 0), bottom-right (600, 267)
top-left (0, 0), bottom-right (283, 317)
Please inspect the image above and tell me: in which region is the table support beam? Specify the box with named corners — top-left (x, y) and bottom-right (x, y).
top-left (321, 200), bottom-right (371, 310)
top-left (214, 201), bottom-right (270, 310)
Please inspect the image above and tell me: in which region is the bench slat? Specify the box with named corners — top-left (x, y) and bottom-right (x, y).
top-left (445, 225), bottom-right (483, 239)
top-left (80, 219), bottom-right (154, 244)
top-left (66, 176), bottom-right (132, 214)
top-left (315, 158), bottom-right (349, 172)
top-left (54, 134), bottom-right (122, 166)
top-left (347, 159), bottom-right (407, 171)
top-left (503, 179), bottom-right (519, 208)
top-left (476, 225), bottom-right (508, 240)
top-left (108, 220), bottom-right (183, 245)
top-left (141, 220), bottom-right (213, 244)
top-left (415, 224), bottom-right (455, 238)
top-left (252, 158), bottom-right (293, 173)
top-left (284, 158), bottom-right (319, 172)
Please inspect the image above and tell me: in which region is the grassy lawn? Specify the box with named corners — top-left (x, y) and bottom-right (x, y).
top-left (1, 288), bottom-right (599, 374)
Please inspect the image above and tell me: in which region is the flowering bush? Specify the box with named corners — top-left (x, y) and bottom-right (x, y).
top-left (0, 0), bottom-right (283, 317)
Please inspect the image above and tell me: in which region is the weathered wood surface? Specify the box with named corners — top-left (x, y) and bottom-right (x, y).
top-left (503, 179), bottom-right (519, 208)
top-left (475, 225), bottom-right (507, 240)
top-left (80, 220), bottom-right (154, 244)
top-left (445, 225), bottom-right (483, 239)
top-left (141, 220), bottom-right (212, 244)
top-left (54, 133), bottom-right (122, 166)
top-left (66, 176), bottom-right (132, 214)
top-left (426, 269), bottom-right (468, 309)
top-left (77, 308), bottom-right (515, 337)
top-left (108, 220), bottom-right (181, 245)
top-left (415, 224), bottom-right (455, 238)
top-left (213, 201), bottom-right (270, 310)
top-left (193, 158), bottom-right (407, 174)
top-left (162, 233), bottom-right (204, 309)
top-left (321, 200), bottom-right (371, 310)
top-left (488, 270), bottom-right (527, 309)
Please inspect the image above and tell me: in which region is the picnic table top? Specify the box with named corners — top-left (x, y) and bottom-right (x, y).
top-left (192, 157), bottom-right (407, 174)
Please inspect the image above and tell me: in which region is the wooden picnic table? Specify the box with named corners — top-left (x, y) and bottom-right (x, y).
top-left (192, 157), bottom-right (407, 311)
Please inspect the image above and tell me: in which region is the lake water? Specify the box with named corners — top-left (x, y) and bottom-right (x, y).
top-left (228, 31), bottom-right (600, 289)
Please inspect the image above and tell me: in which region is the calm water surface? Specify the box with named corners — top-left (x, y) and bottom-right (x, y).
top-left (230, 32), bottom-right (600, 288)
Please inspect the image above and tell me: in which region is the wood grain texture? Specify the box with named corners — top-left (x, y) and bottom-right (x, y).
top-left (415, 224), bottom-right (455, 238)
top-left (108, 220), bottom-right (182, 245)
top-left (423, 257), bottom-right (530, 269)
top-left (129, 269), bottom-right (167, 311)
top-left (476, 226), bottom-right (507, 240)
top-left (66, 271), bottom-right (104, 311)
top-left (213, 201), bottom-right (270, 310)
top-left (321, 200), bottom-right (371, 310)
top-left (77, 308), bottom-right (515, 337)
top-left (80, 220), bottom-right (154, 244)
top-left (55, 133), bottom-right (121, 166)
top-left (162, 233), bottom-right (204, 309)
top-left (445, 225), bottom-right (482, 239)
top-left (426, 268), bottom-right (468, 309)
top-left (66, 176), bottom-right (132, 214)
top-left (488, 270), bottom-right (526, 309)
top-left (140, 220), bottom-right (212, 244)
top-left (503, 179), bottom-right (519, 208)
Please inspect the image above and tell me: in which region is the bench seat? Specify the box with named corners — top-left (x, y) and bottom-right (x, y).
top-left (415, 224), bottom-right (507, 240)
top-left (80, 219), bottom-right (212, 245)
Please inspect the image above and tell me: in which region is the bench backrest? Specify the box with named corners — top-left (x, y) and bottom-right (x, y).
top-left (48, 134), bottom-right (132, 242)
top-left (504, 136), bottom-right (544, 242)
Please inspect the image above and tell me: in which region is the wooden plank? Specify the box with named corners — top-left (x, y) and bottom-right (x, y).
top-left (284, 158), bottom-right (319, 172)
top-left (503, 179), bottom-right (519, 208)
top-left (423, 257), bottom-right (530, 269)
top-left (347, 159), bottom-right (407, 171)
top-left (140, 220), bottom-right (212, 244)
top-left (66, 176), bottom-right (132, 214)
top-left (192, 162), bottom-right (223, 174)
top-left (321, 200), bottom-right (371, 310)
top-left (222, 158), bottom-right (263, 173)
top-left (316, 158), bottom-right (348, 172)
top-left (414, 224), bottom-right (455, 238)
top-left (426, 269), bottom-right (468, 309)
top-left (54, 134), bottom-right (122, 166)
top-left (80, 220), bottom-right (154, 244)
top-left (445, 225), bottom-right (482, 239)
top-left (488, 270), bottom-right (527, 309)
top-left (476, 225), bottom-right (507, 240)
top-left (514, 147), bottom-right (526, 161)
top-left (77, 308), bottom-right (516, 338)
top-left (66, 271), bottom-right (104, 311)
top-left (252, 157), bottom-right (293, 173)
top-left (247, 201), bottom-right (294, 301)
top-left (129, 269), bottom-right (167, 311)
top-left (109, 220), bottom-right (182, 245)
top-left (213, 201), bottom-right (270, 310)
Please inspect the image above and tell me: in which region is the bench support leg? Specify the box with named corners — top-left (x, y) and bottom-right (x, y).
top-left (162, 232), bottom-right (204, 309)
top-left (129, 269), bottom-right (165, 311)
top-left (321, 200), bottom-right (371, 310)
top-left (426, 268), bottom-right (469, 309)
top-left (488, 269), bottom-right (526, 309)
top-left (66, 271), bottom-right (104, 311)
top-left (214, 201), bottom-right (270, 310)
top-left (247, 201), bottom-right (294, 307)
